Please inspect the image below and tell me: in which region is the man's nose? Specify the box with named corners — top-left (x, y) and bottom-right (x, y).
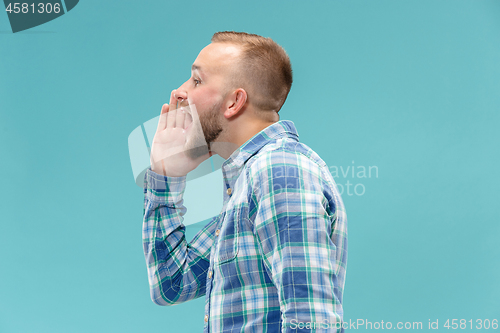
top-left (173, 84), bottom-right (188, 104)
top-left (174, 90), bottom-right (187, 101)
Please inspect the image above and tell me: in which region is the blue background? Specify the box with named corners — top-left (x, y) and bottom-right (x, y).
top-left (1, 0), bottom-right (499, 332)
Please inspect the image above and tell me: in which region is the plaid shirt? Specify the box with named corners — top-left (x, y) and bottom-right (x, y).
top-left (143, 120), bottom-right (348, 332)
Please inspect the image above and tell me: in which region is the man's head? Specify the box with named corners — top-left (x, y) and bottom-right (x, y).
top-left (210, 31), bottom-right (293, 114)
top-left (175, 31), bottom-right (292, 158)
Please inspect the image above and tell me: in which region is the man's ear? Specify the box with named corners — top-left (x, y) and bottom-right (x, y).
top-left (223, 88), bottom-right (247, 119)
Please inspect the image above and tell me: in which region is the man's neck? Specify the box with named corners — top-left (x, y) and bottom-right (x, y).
top-left (211, 120), bottom-right (278, 160)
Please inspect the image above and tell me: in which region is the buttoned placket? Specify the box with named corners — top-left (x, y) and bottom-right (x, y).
top-left (203, 159), bottom-right (238, 332)
top-left (203, 198), bottom-right (230, 332)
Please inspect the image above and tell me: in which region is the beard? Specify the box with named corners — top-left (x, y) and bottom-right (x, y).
top-left (184, 99), bottom-right (223, 160)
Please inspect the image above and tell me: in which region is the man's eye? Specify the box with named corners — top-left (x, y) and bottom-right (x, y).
top-left (193, 78), bottom-right (201, 86)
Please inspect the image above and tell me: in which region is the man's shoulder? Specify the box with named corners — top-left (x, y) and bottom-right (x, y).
top-left (245, 136), bottom-right (330, 182)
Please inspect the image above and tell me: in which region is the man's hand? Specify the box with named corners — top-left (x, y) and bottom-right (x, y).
top-left (150, 91), bottom-right (212, 177)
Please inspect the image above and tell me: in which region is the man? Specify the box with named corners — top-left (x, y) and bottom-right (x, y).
top-left (143, 31), bottom-right (348, 332)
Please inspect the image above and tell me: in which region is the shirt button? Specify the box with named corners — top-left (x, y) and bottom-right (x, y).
top-left (226, 188), bottom-right (232, 195)
top-left (215, 229), bottom-right (220, 236)
top-left (204, 314), bottom-right (209, 322)
top-left (208, 270), bottom-right (212, 279)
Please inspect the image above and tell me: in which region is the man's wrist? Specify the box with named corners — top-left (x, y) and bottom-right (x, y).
top-left (151, 162), bottom-right (188, 178)
top-left (145, 168), bottom-right (187, 204)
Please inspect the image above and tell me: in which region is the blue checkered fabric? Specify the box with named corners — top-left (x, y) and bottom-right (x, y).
top-left (143, 120), bottom-right (348, 332)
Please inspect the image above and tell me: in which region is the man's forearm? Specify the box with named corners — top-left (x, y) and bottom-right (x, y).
top-left (143, 168), bottom-right (213, 305)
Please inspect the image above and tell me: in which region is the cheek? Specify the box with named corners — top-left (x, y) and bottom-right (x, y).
top-left (191, 87), bottom-right (219, 109)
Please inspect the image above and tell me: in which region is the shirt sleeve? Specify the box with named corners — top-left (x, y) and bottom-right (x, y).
top-left (248, 150), bottom-right (345, 332)
top-left (143, 167), bottom-right (217, 305)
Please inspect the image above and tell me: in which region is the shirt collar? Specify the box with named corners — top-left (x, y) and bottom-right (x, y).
top-left (222, 120), bottom-right (299, 171)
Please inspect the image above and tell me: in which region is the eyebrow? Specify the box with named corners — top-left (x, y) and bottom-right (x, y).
top-left (191, 64), bottom-right (205, 80)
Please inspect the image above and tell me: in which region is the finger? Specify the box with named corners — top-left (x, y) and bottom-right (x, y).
top-left (188, 103), bottom-right (200, 128)
top-left (175, 108), bottom-right (186, 129)
top-left (169, 89), bottom-right (178, 113)
top-left (166, 106), bottom-right (176, 129)
top-left (165, 89), bottom-right (178, 128)
top-left (157, 103), bottom-right (169, 131)
top-left (184, 108), bottom-right (192, 130)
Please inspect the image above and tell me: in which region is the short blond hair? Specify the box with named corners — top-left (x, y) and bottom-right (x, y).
top-left (211, 31), bottom-right (293, 113)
